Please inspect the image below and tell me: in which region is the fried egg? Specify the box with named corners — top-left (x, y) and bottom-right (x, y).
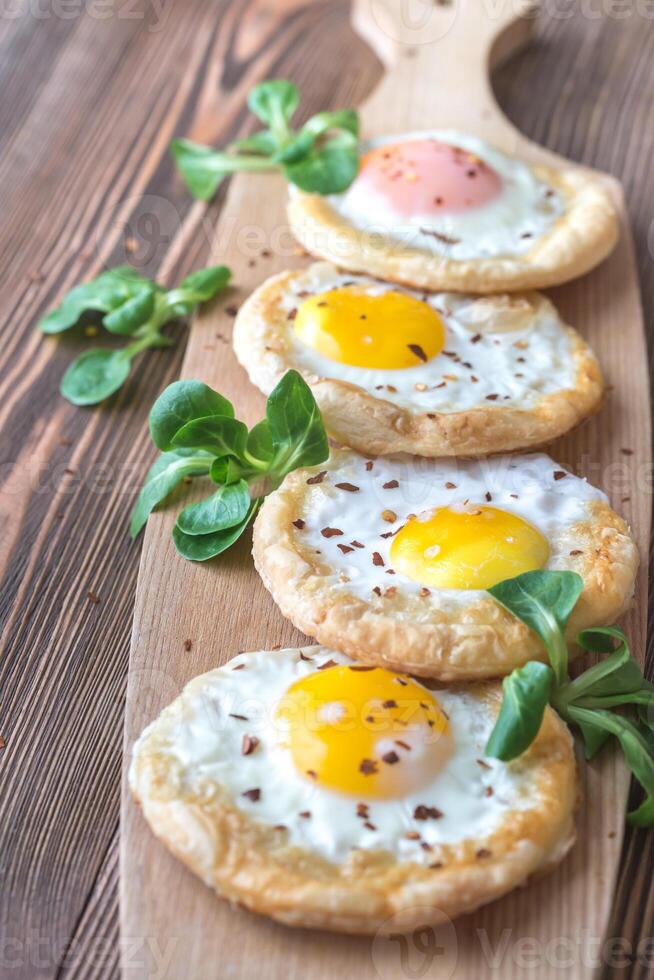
top-left (253, 452), bottom-right (638, 679)
top-left (130, 646), bottom-right (577, 933)
top-left (287, 131), bottom-right (618, 293)
top-left (233, 262), bottom-right (603, 456)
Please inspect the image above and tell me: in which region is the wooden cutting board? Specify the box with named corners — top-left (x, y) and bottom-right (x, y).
top-left (121, 1), bottom-right (651, 976)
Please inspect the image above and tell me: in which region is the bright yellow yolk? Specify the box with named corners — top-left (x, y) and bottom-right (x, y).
top-left (275, 665), bottom-right (451, 799)
top-left (293, 287), bottom-right (445, 369)
top-left (390, 505), bottom-right (550, 590)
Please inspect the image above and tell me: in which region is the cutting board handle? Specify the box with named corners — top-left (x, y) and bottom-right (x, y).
top-left (351, 0), bottom-right (536, 142)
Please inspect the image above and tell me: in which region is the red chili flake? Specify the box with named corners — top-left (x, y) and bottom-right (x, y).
top-left (517, 356), bottom-right (526, 363)
top-left (445, 481), bottom-right (457, 489)
top-left (486, 393), bottom-right (499, 401)
top-left (477, 758), bottom-right (491, 769)
top-left (350, 540), bottom-right (365, 549)
top-left (299, 810), bottom-right (312, 818)
top-left (413, 805), bottom-right (443, 820)
top-left (321, 527), bottom-right (343, 538)
top-left (242, 788), bottom-right (261, 802)
top-left (382, 699), bottom-right (397, 708)
top-left (183, 639), bottom-right (192, 652)
top-left (384, 586), bottom-right (397, 597)
top-left (520, 231), bottom-right (533, 239)
top-left (336, 482), bottom-right (360, 492)
top-left (230, 713), bottom-right (249, 721)
top-left (470, 375), bottom-right (479, 383)
top-left (306, 769), bottom-right (318, 779)
top-left (273, 824), bottom-right (287, 831)
top-left (372, 586), bottom-right (382, 596)
top-left (224, 305), bottom-right (238, 317)
top-left (337, 543), bottom-right (354, 554)
top-left (429, 861), bottom-right (444, 869)
top-left (232, 663), bottom-right (245, 671)
top-left (570, 549), bottom-right (583, 556)
top-left (359, 758), bottom-right (378, 775)
top-left (408, 343), bottom-right (428, 362)
top-left (365, 460), bottom-right (374, 471)
top-left (87, 590), bottom-right (101, 605)
top-left (318, 659), bottom-right (338, 670)
top-left (419, 587), bottom-right (431, 597)
top-left (299, 651), bottom-right (313, 661)
top-left (306, 471), bottom-right (327, 485)
top-left (419, 228), bottom-right (461, 245)
top-left (484, 786), bottom-right (494, 797)
top-left (292, 519), bottom-right (306, 530)
top-left (382, 751), bottom-right (400, 765)
top-left (242, 735), bottom-right (260, 756)
top-left (380, 531), bottom-right (395, 539)
top-left (395, 740), bottom-right (411, 751)
top-left (405, 830), bottom-right (421, 840)
top-left (364, 821), bottom-right (377, 831)
top-left (349, 665), bottom-right (375, 672)
top-left (421, 841), bottom-right (433, 852)
top-left (287, 307), bottom-right (298, 320)
top-left (383, 480), bottom-right (399, 490)
top-left (469, 333), bottom-right (482, 344)
top-left (372, 552), bottom-right (384, 566)
top-left (553, 470), bottom-right (567, 480)
top-left (356, 803), bottom-right (369, 818)
top-left (476, 848), bottom-right (492, 859)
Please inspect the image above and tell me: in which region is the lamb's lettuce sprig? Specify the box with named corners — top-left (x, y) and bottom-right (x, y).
top-left (171, 79), bottom-right (359, 200)
top-left (130, 370), bottom-right (328, 561)
top-left (485, 570), bottom-right (654, 826)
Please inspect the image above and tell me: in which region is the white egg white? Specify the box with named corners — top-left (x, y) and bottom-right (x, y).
top-left (282, 263), bottom-right (578, 411)
top-left (323, 130), bottom-right (563, 260)
top-left (300, 453), bottom-right (607, 609)
top-left (132, 646), bottom-right (539, 865)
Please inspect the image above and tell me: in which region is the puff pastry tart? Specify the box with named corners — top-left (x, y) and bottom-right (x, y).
top-left (287, 132), bottom-right (618, 293)
top-left (252, 452), bottom-right (638, 680)
top-left (233, 262), bottom-right (603, 457)
top-left (130, 646), bottom-right (577, 933)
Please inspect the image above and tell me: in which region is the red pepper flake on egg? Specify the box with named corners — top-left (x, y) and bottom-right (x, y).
top-left (359, 758), bottom-right (378, 776)
top-left (321, 527), bottom-right (343, 538)
top-left (383, 480), bottom-right (399, 490)
top-left (306, 471), bottom-right (327, 485)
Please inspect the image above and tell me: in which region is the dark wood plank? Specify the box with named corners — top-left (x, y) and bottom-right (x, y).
top-left (0, 2), bottom-right (651, 978)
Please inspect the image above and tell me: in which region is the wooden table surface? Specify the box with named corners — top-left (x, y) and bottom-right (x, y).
top-left (1, 1), bottom-right (653, 977)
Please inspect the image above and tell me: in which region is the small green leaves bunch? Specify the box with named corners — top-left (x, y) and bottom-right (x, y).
top-left (39, 265), bottom-right (231, 406)
top-left (485, 570), bottom-right (654, 825)
top-left (130, 369), bottom-right (328, 560)
top-left (171, 79), bottom-right (360, 200)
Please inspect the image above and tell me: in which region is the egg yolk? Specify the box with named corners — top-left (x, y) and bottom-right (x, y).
top-left (294, 287), bottom-right (445, 369)
top-left (356, 139), bottom-right (502, 216)
top-left (390, 505), bottom-right (550, 590)
top-left (275, 665), bottom-right (451, 799)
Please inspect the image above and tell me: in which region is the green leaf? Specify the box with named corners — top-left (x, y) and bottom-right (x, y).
top-left (485, 662), bottom-right (553, 761)
top-left (39, 266), bottom-right (155, 334)
top-left (284, 131), bottom-right (359, 194)
top-left (171, 415), bottom-right (247, 457)
top-left (103, 285), bottom-right (155, 335)
top-left (559, 627), bottom-right (647, 704)
top-left (170, 139), bottom-right (232, 199)
top-left (273, 129), bottom-right (316, 166)
top-left (247, 419), bottom-right (274, 464)
top-left (60, 349), bottom-right (131, 406)
top-left (247, 79), bottom-right (299, 128)
top-left (129, 449), bottom-right (212, 538)
top-left (174, 266), bottom-right (231, 303)
top-left (210, 455), bottom-right (249, 485)
top-left (172, 498), bottom-right (261, 561)
top-left (488, 570), bottom-right (584, 687)
top-left (176, 480), bottom-right (250, 536)
top-left (567, 707), bottom-right (654, 826)
top-left (302, 108), bottom-right (359, 138)
top-left (149, 380), bottom-right (234, 451)
top-left (230, 130), bottom-right (278, 156)
top-left (266, 370), bottom-right (329, 478)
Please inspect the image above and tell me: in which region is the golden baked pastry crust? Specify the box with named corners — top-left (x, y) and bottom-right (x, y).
top-left (287, 165), bottom-right (618, 293)
top-left (233, 267), bottom-right (604, 457)
top-left (130, 673), bottom-right (577, 934)
top-left (252, 456), bottom-right (638, 681)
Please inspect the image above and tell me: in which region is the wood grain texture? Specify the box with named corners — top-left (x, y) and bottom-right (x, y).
top-left (0, 1), bottom-right (652, 978)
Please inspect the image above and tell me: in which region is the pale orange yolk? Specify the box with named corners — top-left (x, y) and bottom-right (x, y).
top-left (356, 139), bottom-right (502, 216)
top-left (275, 665), bottom-right (451, 799)
top-left (294, 287), bottom-right (445, 369)
top-left (391, 505), bottom-right (550, 590)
